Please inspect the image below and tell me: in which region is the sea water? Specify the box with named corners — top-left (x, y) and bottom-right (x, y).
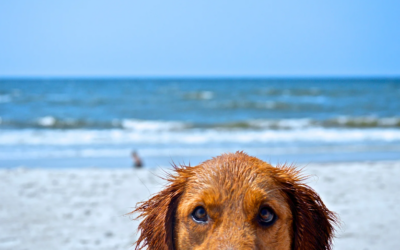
top-left (0, 78), bottom-right (399, 168)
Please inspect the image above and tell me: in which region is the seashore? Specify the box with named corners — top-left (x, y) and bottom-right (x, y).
top-left (1, 161), bottom-right (400, 250)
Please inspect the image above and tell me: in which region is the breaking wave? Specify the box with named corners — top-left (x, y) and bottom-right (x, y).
top-left (1, 127), bottom-right (400, 146)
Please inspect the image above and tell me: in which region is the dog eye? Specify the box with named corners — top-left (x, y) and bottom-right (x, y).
top-left (258, 207), bottom-right (276, 226)
top-left (191, 206), bottom-right (208, 223)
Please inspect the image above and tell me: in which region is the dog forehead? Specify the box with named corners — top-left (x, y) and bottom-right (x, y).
top-left (178, 156), bottom-right (289, 218)
top-left (186, 154), bottom-right (278, 195)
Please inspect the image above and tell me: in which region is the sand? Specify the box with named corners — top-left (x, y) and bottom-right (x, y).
top-left (1, 161), bottom-right (400, 250)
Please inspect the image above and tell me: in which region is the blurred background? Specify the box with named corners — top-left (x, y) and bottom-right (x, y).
top-left (1, 1), bottom-right (400, 249)
top-left (1, 1), bottom-right (399, 168)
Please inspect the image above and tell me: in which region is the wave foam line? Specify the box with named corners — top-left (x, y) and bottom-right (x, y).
top-left (1, 128), bottom-right (400, 145)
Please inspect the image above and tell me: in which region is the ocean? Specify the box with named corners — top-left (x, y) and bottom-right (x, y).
top-left (1, 78), bottom-right (399, 168)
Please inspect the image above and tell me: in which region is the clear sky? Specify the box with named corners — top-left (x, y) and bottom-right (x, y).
top-left (1, 0), bottom-right (399, 77)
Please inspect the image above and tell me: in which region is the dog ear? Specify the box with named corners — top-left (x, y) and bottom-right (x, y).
top-left (277, 167), bottom-right (337, 250)
top-left (130, 166), bottom-right (191, 250)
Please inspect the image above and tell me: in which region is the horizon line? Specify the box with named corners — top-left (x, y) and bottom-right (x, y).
top-left (1, 75), bottom-right (400, 80)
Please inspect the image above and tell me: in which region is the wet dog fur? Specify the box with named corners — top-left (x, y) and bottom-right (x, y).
top-left (131, 152), bottom-right (337, 250)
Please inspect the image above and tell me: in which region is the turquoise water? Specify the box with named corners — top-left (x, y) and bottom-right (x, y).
top-left (1, 78), bottom-right (400, 168)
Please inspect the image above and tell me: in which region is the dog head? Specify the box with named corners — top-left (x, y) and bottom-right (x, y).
top-left (132, 152), bottom-right (337, 250)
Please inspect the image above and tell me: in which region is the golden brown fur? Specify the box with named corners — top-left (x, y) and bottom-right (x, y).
top-left (131, 152), bottom-right (337, 250)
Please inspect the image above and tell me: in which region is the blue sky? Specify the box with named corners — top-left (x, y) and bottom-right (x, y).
top-left (1, 0), bottom-right (399, 77)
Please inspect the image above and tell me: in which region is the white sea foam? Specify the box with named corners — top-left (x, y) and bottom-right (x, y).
top-left (1, 127), bottom-right (400, 146)
top-left (121, 119), bottom-right (187, 131)
top-left (37, 116), bottom-right (57, 127)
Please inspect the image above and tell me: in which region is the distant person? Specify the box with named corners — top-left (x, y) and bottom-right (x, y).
top-left (132, 151), bottom-right (143, 168)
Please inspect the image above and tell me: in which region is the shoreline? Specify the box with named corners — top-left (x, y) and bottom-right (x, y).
top-left (1, 160), bottom-right (400, 249)
top-left (2, 153), bottom-right (400, 169)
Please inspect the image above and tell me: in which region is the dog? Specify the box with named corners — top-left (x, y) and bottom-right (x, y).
top-left (131, 152), bottom-right (337, 250)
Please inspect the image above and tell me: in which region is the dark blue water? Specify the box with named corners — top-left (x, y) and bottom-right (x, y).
top-left (1, 78), bottom-right (400, 168)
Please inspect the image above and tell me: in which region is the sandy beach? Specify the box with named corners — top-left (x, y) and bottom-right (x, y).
top-left (1, 161), bottom-right (400, 250)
